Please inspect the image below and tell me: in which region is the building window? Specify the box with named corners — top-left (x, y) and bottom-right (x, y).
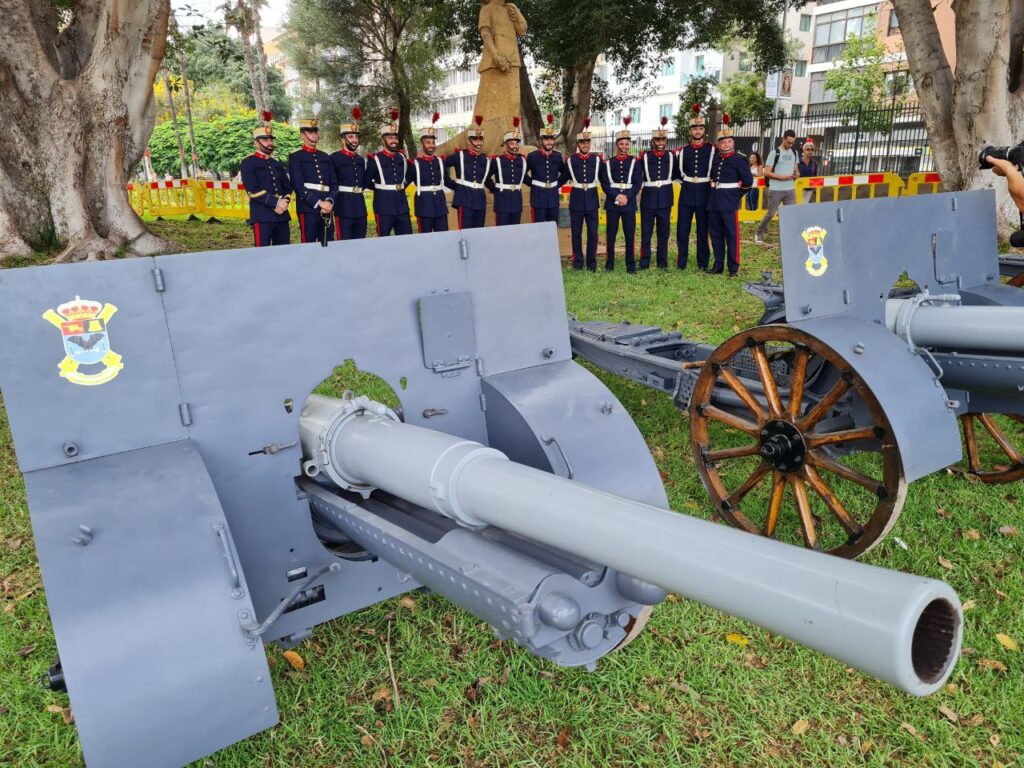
top-left (695, 55), bottom-right (704, 73)
top-left (791, 104), bottom-right (803, 118)
top-left (662, 58), bottom-right (676, 76)
top-left (809, 71), bottom-right (837, 104)
top-left (659, 104), bottom-right (673, 120)
top-left (799, 14), bottom-right (811, 32)
top-left (738, 53), bottom-right (752, 73)
top-left (629, 107), bottom-right (642, 123)
top-left (812, 6), bottom-right (875, 63)
top-left (795, 60), bottom-right (807, 77)
top-left (887, 10), bottom-right (900, 35)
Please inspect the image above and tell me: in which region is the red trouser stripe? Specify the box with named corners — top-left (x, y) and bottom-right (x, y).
top-left (530, 208), bottom-right (536, 223)
top-left (458, 208), bottom-right (464, 230)
top-left (376, 216), bottom-right (381, 237)
top-left (298, 214), bottom-right (306, 243)
top-left (417, 217), bottom-right (423, 234)
top-left (734, 211), bottom-right (741, 266)
top-left (335, 217), bottom-right (342, 240)
top-left (253, 223), bottom-right (261, 247)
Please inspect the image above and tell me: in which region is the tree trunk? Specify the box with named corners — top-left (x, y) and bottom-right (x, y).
top-left (176, 49), bottom-right (200, 177)
top-left (250, 5), bottom-right (273, 114)
top-left (556, 57), bottom-right (597, 154)
top-left (893, 0), bottom-right (1024, 232)
top-left (163, 72), bottom-right (189, 179)
top-left (518, 46), bottom-right (543, 146)
top-left (231, 2), bottom-right (268, 116)
top-left (0, 1), bottom-right (174, 262)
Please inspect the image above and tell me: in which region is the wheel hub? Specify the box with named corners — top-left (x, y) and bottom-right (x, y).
top-left (759, 420), bottom-right (806, 472)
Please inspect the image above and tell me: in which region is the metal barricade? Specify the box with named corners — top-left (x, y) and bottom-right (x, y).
top-left (904, 172), bottom-right (942, 196)
top-left (797, 172), bottom-right (904, 205)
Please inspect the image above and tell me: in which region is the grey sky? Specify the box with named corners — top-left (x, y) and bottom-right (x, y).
top-left (171, 0), bottom-right (288, 31)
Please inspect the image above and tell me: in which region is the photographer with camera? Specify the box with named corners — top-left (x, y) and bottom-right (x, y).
top-left (983, 155), bottom-right (1024, 212)
top-left (981, 143), bottom-right (1024, 247)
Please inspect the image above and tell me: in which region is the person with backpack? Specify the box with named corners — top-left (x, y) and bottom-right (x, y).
top-left (798, 140), bottom-right (820, 203)
top-left (754, 129), bottom-right (799, 245)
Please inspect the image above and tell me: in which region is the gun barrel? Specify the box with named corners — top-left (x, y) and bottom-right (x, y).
top-left (885, 299), bottom-right (1024, 353)
top-left (301, 395), bottom-right (961, 696)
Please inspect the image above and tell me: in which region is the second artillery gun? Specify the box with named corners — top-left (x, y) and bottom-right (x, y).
top-left (0, 224), bottom-right (962, 767)
top-left (571, 190), bottom-right (1024, 557)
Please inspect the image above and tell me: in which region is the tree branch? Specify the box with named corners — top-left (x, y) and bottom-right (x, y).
top-left (0, 0), bottom-right (61, 101)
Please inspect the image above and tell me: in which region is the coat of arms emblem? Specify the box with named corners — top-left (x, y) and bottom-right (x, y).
top-left (42, 296), bottom-right (124, 386)
top-left (802, 226), bottom-right (829, 277)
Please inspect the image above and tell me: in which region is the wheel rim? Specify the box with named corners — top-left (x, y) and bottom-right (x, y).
top-left (689, 326), bottom-right (906, 559)
top-left (958, 412), bottom-right (1024, 484)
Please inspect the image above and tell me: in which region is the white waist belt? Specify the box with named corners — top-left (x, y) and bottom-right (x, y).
top-left (683, 176), bottom-right (711, 183)
top-left (713, 182), bottom-right (742, 189)
top-left (337, 185), bottom-right (364, 193)
top-left (571, 182), bottom-right (599, 190)
top-left (531, 180), bottom-right (559, 188)
top-left (643, 179), bottom-right (673, 188)
top-left (304, 182), bottom-right (330, 192)
top-left (456, 179), bottom-right (485, 189)
top-left (610, 184), bottom-right (633, 191)
top-left (416, 185), bottom-right (446, 194)
top-left (494, 183), bottom-right (523, 191)
top-left (377, 183), bottom-right (406, 191)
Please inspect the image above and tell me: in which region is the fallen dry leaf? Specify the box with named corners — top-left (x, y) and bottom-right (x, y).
top-left (938, 705), bottom-right (959, 723)
top-left (726, 633), bottom-right (749, 647)
top-left (556, 726), bottom-right (571, 750)
top-left (938, 556), bottom-right (955, 570)
top-left (962, 599), bottom-right (978, 611)
top-left (6, 538), bottom-right (23, 551)
top-left (963, 529), bottom-right (981, 541)
top-left (936, 507), bottom-right (951, 519)
top-left (360, 734), bottom-right (375, 747)
top-left (0, 706), bottom-right (8, 715)
top-left (3, 603), bottom-right (15, 614)
top-left (899, 722), bottom-right (924, 741)
top-left (996, 633), bottom-right (1018, 651)
top-left (995, 589), bottom-right (1008, 600)
top-left (371, 687), bottom-right (391, 703)
top-left (977, 658), bottom-right (1008, 673)
top-left (399, 596), bottom-right (417, 611)
top-left (945, 683), bottom-right (958, 694)
top-left (422, 678), bottom-right (438, 688)
top-left (45, 704), bottom-right (63, 714)
top-left (859, 740), bottom-right (873, 754)
top-left (791, 719), bottom-right (810, 736)
top-left (61, 707), bottom-right (74, 725)
top-left (998, 525), bottom-right (1019, 537)
top-left (17, 644), bottom-right (37, 657)
top-left (281, 650), bottom-right (305, 670)
top-left (990, 734), bottom-right (1000, 747)
top-left (962, 713), bottom-right (985, 727)
top-left (665, 593), bottom-right (680, 603)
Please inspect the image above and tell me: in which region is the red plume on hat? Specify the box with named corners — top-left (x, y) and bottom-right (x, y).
top-left (691, 103), bottom-right (701, 114)
top-left (513, 116), bottom-right (521, 128)
top-left (261, 110), bottom-right (273, 123)
top-left (432, 111), bottom-right (440, 125)
top-left (390, 108), bottom-right (400, 122)
top-left (723, 113), bottom-right (731, 125)
top-left (352, 106), bottom-right (362, 121)
top-left (546, 113), bottom-right (554, 126)
top-left (475, 114), bottom-right (484, 126)
top-left (583, 117), bottom-right (591, 129)
top-left (623, 115), bottom-right (632, 127)
top-left (660, 116), bottom-right (668, 127)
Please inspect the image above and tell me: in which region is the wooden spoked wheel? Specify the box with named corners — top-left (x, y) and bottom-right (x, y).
top-left (689, 326), bottom-right (906, 559)
top-left (611, 605), bottom-right (654, 653)
top-left (959, 413), bottom-right (1024, 484)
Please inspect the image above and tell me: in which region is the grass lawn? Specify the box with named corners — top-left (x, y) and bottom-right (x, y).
top-left (1, 218), bottom-right (1022, 768)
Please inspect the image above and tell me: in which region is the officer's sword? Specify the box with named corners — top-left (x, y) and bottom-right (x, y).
top-left (320, 211), bottom-right (334, 248)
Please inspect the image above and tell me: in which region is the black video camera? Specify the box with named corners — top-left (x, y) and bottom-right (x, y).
top-left (979, 140), bottom-right (1024, 170)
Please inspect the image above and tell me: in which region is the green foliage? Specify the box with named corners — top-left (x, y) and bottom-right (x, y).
top-left (824, 13), bottom-right (906, 133)
top-left (147, 116), bottom-right (303, 177)
top-left (176, 23), bottom-right (292, 121)
top-left (285, 0), bottom-right (446, 155)
top-left (674, 75), bottom-right (719, 137)
top-left (719, 72), bottom-right (775, 129)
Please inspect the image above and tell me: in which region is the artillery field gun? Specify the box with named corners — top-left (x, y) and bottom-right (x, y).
top-left (571, 191), bottom-right (1024, 556)
top-left (0, 224), bottom-right (963, 767)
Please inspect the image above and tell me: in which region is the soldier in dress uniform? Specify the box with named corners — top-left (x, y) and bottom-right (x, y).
top-left (366, 109), bottom-right (413, 237)
top-left (409, 112), bottom-right (449, 234)
top-left (239, 111), bottom-right (293, 247)
top-left (445, 115), bottom-right (491, 230)
top-left (599, 116), bottom-right (642, 272)
top-left (639, 116), bottom-right (675, 269)
top-left (524, 113), bottom-right (562, 223)
top-left (288, 105), bottom-right (337, 245)
top-left (486, 117), bottom-right (528, 226)
top-left (329, 106), bottom-right (369, 241)
top-left (675, 103), bottom-right (715, 270)
top-left (706, 115), bottom-right (753, 277)
top-left (559, 117), bottom-right (602, 271)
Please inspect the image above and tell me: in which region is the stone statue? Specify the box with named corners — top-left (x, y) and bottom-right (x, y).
top-left (438, 0), bottom-right (530, 157)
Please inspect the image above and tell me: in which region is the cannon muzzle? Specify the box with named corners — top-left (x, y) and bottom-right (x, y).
top-left (885, 297), bottom-right (1024, 353)
top-left (300, 395), bottom-right (962, 696)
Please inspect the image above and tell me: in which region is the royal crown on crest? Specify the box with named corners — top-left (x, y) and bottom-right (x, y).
top-left (802, 226), bottom-right (828, 248)
top-left (56, 296), bottom-right (102, 321)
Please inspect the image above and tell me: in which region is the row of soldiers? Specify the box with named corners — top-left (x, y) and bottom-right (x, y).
top-left (239, 104), bottom-right (753, 276)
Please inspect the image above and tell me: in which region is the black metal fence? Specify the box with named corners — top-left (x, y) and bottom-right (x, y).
top-left (592, 105), bottom-right (934, 177)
